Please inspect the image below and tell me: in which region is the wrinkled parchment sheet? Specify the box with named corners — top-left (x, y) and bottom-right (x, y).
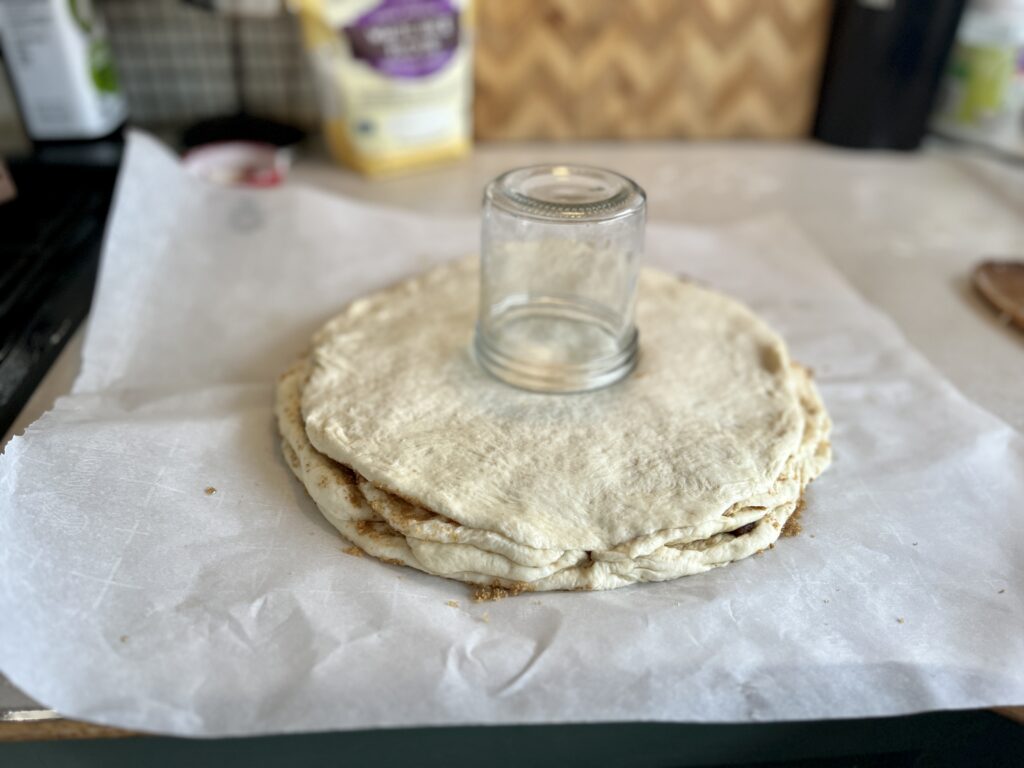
top-left (1, 133), bottom-right (1021, 736)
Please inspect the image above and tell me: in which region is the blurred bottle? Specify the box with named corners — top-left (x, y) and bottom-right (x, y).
top-left (0, 0), bottom-right (127, 142)
top-left (814, 0), bottom-right (967, 150)
top-left (932, 0), bottom-right (1024, 157)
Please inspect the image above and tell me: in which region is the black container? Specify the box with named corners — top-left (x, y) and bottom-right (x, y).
top-left (814, 0), bottom-right (967, 150)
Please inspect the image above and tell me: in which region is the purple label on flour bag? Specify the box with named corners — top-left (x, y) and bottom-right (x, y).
top-left (344, 0), bottom-right (459, 78)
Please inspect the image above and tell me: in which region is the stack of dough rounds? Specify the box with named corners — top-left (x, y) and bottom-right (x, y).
top-left (276, 258), bottom-right (831, 593)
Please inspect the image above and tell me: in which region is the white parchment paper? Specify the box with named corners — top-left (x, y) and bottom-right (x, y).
top-left (1, 133), bottom-right (1022, 737)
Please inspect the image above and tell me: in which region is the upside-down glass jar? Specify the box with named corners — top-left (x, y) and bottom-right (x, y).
top-left (473, 165), bottom-right (646, 393)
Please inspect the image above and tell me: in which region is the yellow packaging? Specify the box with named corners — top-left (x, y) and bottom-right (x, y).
top-left (295, 0), bottom-right (473, 176)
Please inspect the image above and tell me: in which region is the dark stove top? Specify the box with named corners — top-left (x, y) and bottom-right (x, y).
top-left (0, 143), bottom-right (121, 436)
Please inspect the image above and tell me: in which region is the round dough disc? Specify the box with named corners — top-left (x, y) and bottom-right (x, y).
top-left (301, 259), bottom-right (824, 552)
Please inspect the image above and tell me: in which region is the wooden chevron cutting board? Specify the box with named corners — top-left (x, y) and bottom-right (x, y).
top-left (474, 0), bottom-right (832, 140)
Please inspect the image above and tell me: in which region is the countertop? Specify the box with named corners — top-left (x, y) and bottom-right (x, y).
top-left (2, 137), bottom-right (1022, 736)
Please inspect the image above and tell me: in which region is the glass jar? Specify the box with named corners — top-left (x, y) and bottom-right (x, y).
top-left (474, 164), bottom-right (646, 393)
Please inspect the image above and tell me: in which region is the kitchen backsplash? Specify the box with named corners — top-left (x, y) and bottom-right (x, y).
top-left (0, 0), bottom-right (319, 141)
top-left (101, 0), bottom-right (318, 128)
top-left (0, 0), bottom-right (831, 142)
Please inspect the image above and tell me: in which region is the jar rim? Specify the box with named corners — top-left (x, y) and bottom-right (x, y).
top-left (485, 164), bottom-right (646, 223)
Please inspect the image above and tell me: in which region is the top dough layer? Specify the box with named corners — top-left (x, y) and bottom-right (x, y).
top-left (302, 258), bottom-right (807, 551)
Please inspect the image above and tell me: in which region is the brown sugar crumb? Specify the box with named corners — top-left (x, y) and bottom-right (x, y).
top-left (473, 582), bottom-right (532, 602)
top-left (389, 499), bottom-right (438, 523)
top-left (896, 617), bottom-right (905, 624)
top-left (354, 520), bottom-right (400, 542)
top-left (344, 485), bottom-right (366, 508)
top-left (782, 498), bottom-right (807, 538)
top-left (334, 463), bottom-right (358, 485)
top-left (375, 481), bottom-right (445, 519)
top-left (343, 546), bottom-right (364, 558)
top-left (446, 600), bottom-right (460, 608)
top-left (204, 486), bottom-right (217, 496)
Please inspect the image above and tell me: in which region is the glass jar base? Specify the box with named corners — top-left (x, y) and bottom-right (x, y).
top-left (473, 301), bottom-right (639, 393)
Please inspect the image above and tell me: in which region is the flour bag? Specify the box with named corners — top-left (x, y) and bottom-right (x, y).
top-left (295, 0), bottom-right (474, 175)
